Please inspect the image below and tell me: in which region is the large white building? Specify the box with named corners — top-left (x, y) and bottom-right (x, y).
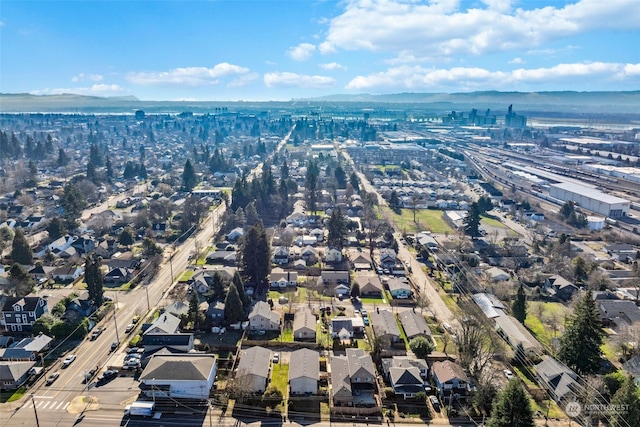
top-left (549, 182), bottom-right (630, 218)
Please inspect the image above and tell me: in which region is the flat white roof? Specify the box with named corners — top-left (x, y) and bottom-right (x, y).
top-left (550, 182), bottom-right (630, 205)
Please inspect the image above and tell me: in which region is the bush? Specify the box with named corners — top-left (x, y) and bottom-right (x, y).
top-left (129, 334), bottom-right (141, 347)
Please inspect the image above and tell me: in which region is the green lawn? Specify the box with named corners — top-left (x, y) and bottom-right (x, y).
top-left (271, 363), bottom-right (289, 398)
top-left (361, 296), bottom-right (386, 304)
top-left (179, 270), bottom-right (194, 282)
top-left (317, 321), bottom-right (331, 348)
top-left (279, 328), bottom-right (294, 343)
top-left (383, 207), bottom-right (453, 235)
top-left (525, 315), bottom-right (552, 349)
top-left (480, 215), bottom-right (507, 228)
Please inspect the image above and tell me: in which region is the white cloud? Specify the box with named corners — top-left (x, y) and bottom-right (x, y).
top-left (31, 84), bottom-right (125, 96)
top-left (264, 72), bottom-right (336, 88)
top-left (127, 63), bottom-right (250, 86)
top-left (320, 62), bottom-right (347, 71)
top-left (227, 73), bottom-right (259, 88)
top-left (71, 73), bottom-right (104, 83)
top-left (287, 43), bottom-right (316, 61)
top-left (323, 0), bottom-right (640, 58)
top-left (345, 62), bottom-right (640, 91)
top-left (509, 57), bottom-right (525, 65)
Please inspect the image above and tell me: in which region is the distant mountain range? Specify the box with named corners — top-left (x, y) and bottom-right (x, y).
top-left (2, 91), bottom-right (640, 115)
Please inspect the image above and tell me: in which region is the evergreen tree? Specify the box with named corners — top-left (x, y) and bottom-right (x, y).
top-left (119, 227), bottom-right (135, 247)
top-left (349, 172), bottom-right (360, 192)
top-left (188, 292), bottom-right (201, 330)
top-left (463, 202), bottom-right (481, 238)
top-left (610, 374), bottom-right (640, 427)
top-left (240, 223), bottom-right (271, 292)
top-left (142, 237), bottom-right (163, 257)
top-left (305, 159), bottom-right (319, 213)
top-left (209, 272), bottom-right (226, 302)
top-left (486, 380), bottom-right (535, 427)
top-left (409, 336), bottom-right (435, 359)
top-left (8, 263), bottom-right (35, 297)
top-left (60, 182), bottom-right (88, 231)
top-left (512, 283), bottom-right (527, 324)
top-left (105, 156), bottom-right (113, 181)
top-left (84, 253), bottom-right (104, 306)
top-left (558, 290), bottom-right (605, 375)
top-left (11, 228), bottom-right (32, 265)
top-left (327, 207), bottom-right (347, 249)
top-left (224, 283), bottom-right (244, 324)
top-left (232, 271), bottom-right (250, 310)
top-left (182, 159), bottom-right (197, 192)
top-left (334, 165), bottom-right (347, 189)
top-left (46, 217), bottom-right (66, 241)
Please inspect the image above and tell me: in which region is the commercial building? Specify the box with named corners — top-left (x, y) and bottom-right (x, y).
top-left (549, 182), bottom-right (630, 218)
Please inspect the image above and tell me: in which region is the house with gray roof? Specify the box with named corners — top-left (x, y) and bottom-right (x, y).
top-left (387, 277), bottom-right (412, 299)
top-left (289, 348), bottom-right (319, 395)
top-left (398, 311), bottom-right (432, 340)
top-left (432, 360), bottom-right (471, 403)
top-left (144, 312), bottom-right (181, 335)
top-left (494, 315), bottom-right (543, 356)
top-left (354, 273), bottom-right (383, 297)
top-left (535, 356), bottom-right (581, 404)
top-left (0, 334), bottom-right (52, 361)
top-left (381, 356), bottom-right (428, 380)
top-left (139, 354), bottom-right (217, 400)
top-left (472, 292), bottom-right (507, 319)
top-left (597, 299), bottom-right (640, 327)
top-left (330, 348), bottom-right (378, 409)
top-left (370, 309), bottom-right (401, 343)
top-left (236, 346), bottom-right (271, 393)
top-left (0, 360), bottom-right (35, 390)
top-left (293, 307), bottom-right (316, 341)
top-left (248, 301), bottom-right (280, 331)
top-left (1, 296), bottom-right (48, 335)
top-left (330, 318), bottom-right (354, 339)
top-left (389, 365), bottom-right (423, 399)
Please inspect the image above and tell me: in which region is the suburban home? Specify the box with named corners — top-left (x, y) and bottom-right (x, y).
top-left (322, 270), bottom-right (350, 286)
top-left (330, 348), bottom-right (378, 409)
top-left (350, 252), bottom-right (372, 271)
top-left (387, 277), bottom-right (413, 299)
top-left (141, 312), bottom-right (194, 353)
top-left (166, 301), bottom-right (190, 318)
top-left (472, 292), bottom-right (507, 319)
top-left (0, 334), bottom-right (52, 361)
top-left (269, 268), bottom-right (298, 289)
top-left (544, 275), bottom-right (579, 301)
top-left (1, 296), bottom-right (48, 334)
top-left (398, 311), bottom-right (432, 340)
top-left (388, 364), bottom-right (424, 399)
top-left (603, 243), bottom-right (637, 262)
top-left (354, 274), bottom-right (383, 297)
top-left (293, 307), bottom-right (316, 341)
top-left (484, 267), bottom-right (510, 282)
top-left (206, 301), bottom-right (225, 326)
top-left (0, 361), bottom-right (35, 390)
top-left (378, 248), bottom-right (397, 270)
top-left (272, 246), bottom-right (291, 265)
top-left (494, 315), bottom-right (543, 356)
top-left (248, 301), bottom-right (280, 331)
top-left (309, 228), bottom-right (324, 243)
top-left (104, 267), bottom-right (131, 284)
top-left (62, 298), bottom-right (94, 321)
top-left (301, 246), bottom-right (319, 264)
top-left (35, 235), bottom-right (76, 257)
top-left (289, 348), bottom-right (319, 396)
top-left (236, 346), bottom-right (271, 393)
top-left (145, 313), bottom-right (181, 335)
top-left (382, 356), bottom-right (429, 381)
top-left (330, 318), bottom-right (354, 339)
top-left (597, 299), bottom-right (640, 327)
top-left (416, 233), bottom-right (438, 252)
top-left (28, 265), bottom-right (54, 281)
top-left (226, 227), bottom-right (245, 242)
top-left (325, 248), bottom-right (343, 263)
top-left (334, 283), bottom-right (350, 298)
top-left (139, 354), bottom-right (217, 400)
top-left (431, 360), bottom-right (471, 404)
top-left (296, 235), bottom-right (317, 247)
top-left (535, 356), bottom-right (581, 404)
top-left (205, 250), bottom-right (237, 265)
top-left (370, 309), bottom-right (401, 344)
top-left (51, 266), bottom-right (83, 282)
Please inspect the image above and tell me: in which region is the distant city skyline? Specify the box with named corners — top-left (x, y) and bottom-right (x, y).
top-left (1, 0), bottom-right (639, 101)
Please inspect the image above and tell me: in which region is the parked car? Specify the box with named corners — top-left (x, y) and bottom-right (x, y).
top-left (97, 369), bottom-right (119, 383)
top-left (62, 354), bottom-right (77, 368)
top-left (125, 324), bottom-right (135, 334)
top-left (90, 327), bottom-right (105, 340)
top-left (110, 341), bottom-right (120, 352)
top-left (46, 372), bottom-right (60, 386)
top-left (273, 353), bottom-right (280, 363)
top-left (363, 317), bottom-right (370, 326)
top-left (83, 369), bottom-right (97, 383)
top-left (132, 315), bottom-right (140, 324)
top-left (122, 359), bottom-right (141, 370)
top-left (429, 395), bottom-right (441, 411)
top-left (127, 347), bottom-right (144, 355)
top-left (503, 369), bottom-right (514, 380)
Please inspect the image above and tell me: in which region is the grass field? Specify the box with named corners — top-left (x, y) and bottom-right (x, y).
top-left (525, 302), bottom-right (569, 349)
top-left (480, 215), bottom-right (507, 228)
top-left (383, 207), bottom-right (453, 235)
top-left (271, 364), bottom-right (289, 399)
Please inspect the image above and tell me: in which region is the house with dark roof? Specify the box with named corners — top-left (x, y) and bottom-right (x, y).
top-left (236, 346), bottom-right (271, 393)
top-left (330, 348), bottom-right (378, 409)
top-left (293, 307), bottom-right (316, 341)
top-left (535, 356), bottom-right (581, 405)
top-left (0, 334), bottom-right (52, 361)
top-left (139, 354), bottom-right (217, 400)
top-left (431, 360), bottom-right (471, 404)
top-left (1, 296), bottom-right (48, 334)
top-left (330, 318), bottom-right (354, 339)
top-left (398, 310), bottom-right (432, 340)
top-left (381, 356), bottom-right (429, 381)
top-left (206, 301), bottom-right (225, 326)
top-left (370, 309), bottom-right (401, 343)
top-left (389, 364), bottom-right (424, 399)
top-left (289, 348), bottom-right (319, 395)
top-left (544, 275), bottom-right (578, 301)
top-left (597, 299), bottom-right (640, 327)
top-left (269, 268), bottom-right (298, 288)
top-left (141, 312), bottom-right (193, 353)
top-left (104, 267), bottom-right (131, 284)
top-left (321, 270), bottom-right (349, 286)
top-left (272, 246), bottom-right (291, 265)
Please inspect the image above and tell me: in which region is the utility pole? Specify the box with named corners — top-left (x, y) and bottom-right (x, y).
top-left (30, 394), bottom-right (40, 427)
top-left (144, 285), bottom-right (150, 311)
top-left (113, 291), bottom-right (120, 343)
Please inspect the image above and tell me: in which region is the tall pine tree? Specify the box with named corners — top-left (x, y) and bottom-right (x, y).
top-left (84, 254), bottom-right (104, 306)
top-left (11, 228), bottom-right (32, 265)
top-left (224, 283), bottom-right (244, 324)
top-left (558, 290), bottom-right (604, 375)
top-left (240, 223), bottom-right (271, 292)
top-left (486, 380), bottom-right (535, 427)
top-left (610, 374), bottom-right (640, 427)
top-left (512, 283), bottom-right (527, 324)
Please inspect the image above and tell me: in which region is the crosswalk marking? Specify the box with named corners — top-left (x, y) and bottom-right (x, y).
top-left (26, 399), bottom-right (69, 411)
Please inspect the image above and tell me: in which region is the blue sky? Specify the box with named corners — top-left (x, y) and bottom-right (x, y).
top-left (1, 0), bottom-right (639, 101)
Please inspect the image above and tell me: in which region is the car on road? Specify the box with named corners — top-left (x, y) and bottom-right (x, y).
top-left (125, 324), bottom-right (135, 333)
top-left (97, 369), bottom-right (119, 384)
top-left (110, 341), bottom-right (120, 352)
top-left (363, 317), bottom-right (370, 326)
top-left (90, 327), bottom-right (105, 340)
top-left (503, 369), bottom-right (514, 380)
top-left (361, 310), bottom-right (367, 317)
top-left (62, 354), bottom-right (77, 368)
top-left (273, 353), bottom-right (280, 363)
top-left (46, 372), bottom-right (60, 386)
top-left (132, 315), bottom-right (140, 324)
top-left (83, 369), bottom-right (97, 383)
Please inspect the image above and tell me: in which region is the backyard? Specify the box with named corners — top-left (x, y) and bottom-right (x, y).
top-left (383, 207), bottom-right (453, 235)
